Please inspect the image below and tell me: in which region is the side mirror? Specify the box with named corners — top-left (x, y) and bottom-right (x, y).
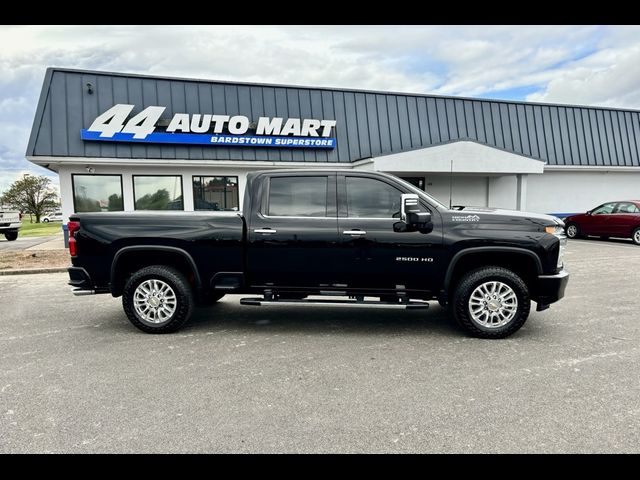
top-left (586, 210), bottom-right (592, 215)
top-left (401, 193), bottom-right (432, 228)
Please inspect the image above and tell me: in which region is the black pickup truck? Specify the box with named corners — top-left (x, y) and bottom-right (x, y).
top-left (68, 169), bottom-right (568, 338)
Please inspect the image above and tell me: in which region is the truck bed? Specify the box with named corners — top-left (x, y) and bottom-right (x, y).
top-left (69, 211), bottom-right (245, 291)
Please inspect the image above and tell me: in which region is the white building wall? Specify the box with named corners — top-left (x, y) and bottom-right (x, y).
top-left (488, 176), bottom-right (519, 210)
top-left (526, 170), bottom-right (640, 214)
top-left (58, 167), bottom-right (75, 222)
top-left (422, 175), bottom-right (489, 208)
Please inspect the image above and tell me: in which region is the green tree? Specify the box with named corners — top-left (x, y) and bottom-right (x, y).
top-left (0, 175), bottom-right (58, 223)
top-left (107, 193), bottom-right (123, 211)
top-left (75, 196), bottom-right (101, 212)
top-left (135, 189), bottom-right (171, 210)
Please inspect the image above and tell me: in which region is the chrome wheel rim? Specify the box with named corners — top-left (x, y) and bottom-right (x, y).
top-left (468, 281), bottom-right (518, 328)
top-left (133, 279), bottom-right (177, 324)
top-left (567, 225), bottom-right (577, 238)
top-left (634, 230), bottom-right (640, 244)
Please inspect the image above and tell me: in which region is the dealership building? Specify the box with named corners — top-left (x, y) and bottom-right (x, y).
top-left (26, 68), bottom-right (640, 220)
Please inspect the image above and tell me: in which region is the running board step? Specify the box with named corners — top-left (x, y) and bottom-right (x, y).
top-left (239, 298), bottom-right (429, 310)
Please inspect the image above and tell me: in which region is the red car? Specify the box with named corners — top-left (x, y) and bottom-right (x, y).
top-left (564, 201), bottom-right (640, 245)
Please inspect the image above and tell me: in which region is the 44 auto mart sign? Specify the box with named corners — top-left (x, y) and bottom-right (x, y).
top-left (81, 104), bottom-right (337, 149)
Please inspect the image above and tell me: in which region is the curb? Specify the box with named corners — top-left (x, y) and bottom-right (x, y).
top-left (0, 267), bottom-right (68, 276)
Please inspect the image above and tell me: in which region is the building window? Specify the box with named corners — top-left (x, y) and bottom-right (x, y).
top-left (72, 174), bottom-right (124, 213)
top-left (133, 176), bottom-right (183, 210)
top-left (192, 176), bottom-right (239, 211)
top-left (268, 176), bottom-right (328, 217)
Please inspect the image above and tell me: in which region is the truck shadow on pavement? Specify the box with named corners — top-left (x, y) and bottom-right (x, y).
top-left (171, 301), bottom-right (542, 339)
top-left (188, 302), bottom-right (459, 337)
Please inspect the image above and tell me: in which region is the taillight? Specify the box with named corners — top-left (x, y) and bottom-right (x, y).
top-left (67, 221), bottom-right (80, 257)
top-left (19, 212), bottom-right (23, 221)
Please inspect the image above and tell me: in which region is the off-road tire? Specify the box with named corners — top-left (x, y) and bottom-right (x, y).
top-left (452, 266), bottom-right (531, 339)
top-left (122, 265), bottom-right (194, 334)
top-left (4, 232), bottom-right (18, 241)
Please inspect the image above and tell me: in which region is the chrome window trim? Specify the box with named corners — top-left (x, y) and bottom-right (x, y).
top-left (261, 214), bottom-right (335, 220)
top-left (342, 217), bottom-right (399, 221)
top-left (259, 215), bottom-right (399, 221)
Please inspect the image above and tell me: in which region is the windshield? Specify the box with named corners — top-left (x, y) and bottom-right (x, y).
top-left (391, 175), bottom-right (449, 210)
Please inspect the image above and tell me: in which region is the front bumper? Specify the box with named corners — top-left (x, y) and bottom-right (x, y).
top-left (534, 269), bottom-right (569, 309)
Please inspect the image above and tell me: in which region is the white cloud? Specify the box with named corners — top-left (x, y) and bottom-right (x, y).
top-left (0, 167), bottom-right (59, 196)
top-left (527, 43), bottom-right (640, 108)
top-left (2, 24), bottom-right (640, 189)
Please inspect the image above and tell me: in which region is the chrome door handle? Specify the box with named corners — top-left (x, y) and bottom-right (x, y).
top-left (254, 228), bottom-right (277, 234)
top-left (343, 230), bottom-right (367, 236)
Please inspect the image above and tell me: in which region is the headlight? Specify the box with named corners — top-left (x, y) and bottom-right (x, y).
top-left (545, 225), bottom-right (564, 235)
top-left (545, 225), bottom-right (566, 269)
top-left (556, 236), bottom-right (566, 269)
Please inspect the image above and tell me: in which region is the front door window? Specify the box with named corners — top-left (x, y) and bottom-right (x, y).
top-left (345, 176), bottom-right (403, 218)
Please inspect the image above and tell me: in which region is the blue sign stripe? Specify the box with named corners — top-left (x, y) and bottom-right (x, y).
top-left (80, 130), bottom-right (336, 149)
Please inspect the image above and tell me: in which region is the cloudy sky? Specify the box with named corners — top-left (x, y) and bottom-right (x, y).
top-left (2, 24), bottom-right (640, 193)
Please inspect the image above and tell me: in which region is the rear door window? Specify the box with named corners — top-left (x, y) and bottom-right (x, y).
top-left (615, 202), bottom-right (640, 213)
top-left (267, 176), bottom-right (329, 217)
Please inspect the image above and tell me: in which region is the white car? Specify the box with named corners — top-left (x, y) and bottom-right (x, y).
top-left (0, 208), bottom-right (22, 241)
top-left (42, 211), bottom-right (64, 222)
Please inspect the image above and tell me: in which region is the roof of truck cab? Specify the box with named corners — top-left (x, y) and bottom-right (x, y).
top-left (246, 169), bottom-right (397, 176)
top-left (71, 211), bottom-right (241, 217)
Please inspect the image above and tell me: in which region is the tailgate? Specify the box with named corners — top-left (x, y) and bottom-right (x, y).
top-left (0, 211), bottom-right (20, 224)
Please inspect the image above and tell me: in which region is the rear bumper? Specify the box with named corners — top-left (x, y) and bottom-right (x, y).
top-left (68, 266), bottom-right (93, 290)
top-left (0, 222), bottom-right (21, 231)
top-left (534, 269), bottom-right (569, 307)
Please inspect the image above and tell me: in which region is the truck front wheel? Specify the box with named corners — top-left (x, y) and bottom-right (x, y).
top-left (452, 267), bottom-right (531, 339)
top-left (122, 265), bottom-right (194, 334)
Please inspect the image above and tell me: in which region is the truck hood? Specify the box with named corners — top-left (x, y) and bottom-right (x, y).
top-left (449, 206), bottom-right (564, 227)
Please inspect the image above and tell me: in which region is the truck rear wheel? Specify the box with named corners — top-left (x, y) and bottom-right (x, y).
top-left (452, 266), bottom-right (531, 339)
top-left (4, 231), bottom-right (18, 241)
top-left (122, 265), bottom-right (194, 334)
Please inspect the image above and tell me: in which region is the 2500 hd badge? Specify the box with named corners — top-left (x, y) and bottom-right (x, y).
top-left (67, 170), bottom-right (569, 339)
top-left (396, 257), bottom-right (434, 262)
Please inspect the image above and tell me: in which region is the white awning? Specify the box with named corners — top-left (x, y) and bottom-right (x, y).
top-left (368, 140), bottom-right (545, 175)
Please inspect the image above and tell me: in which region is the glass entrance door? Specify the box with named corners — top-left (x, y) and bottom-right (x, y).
top-left (399, 176), bottom-right (425, 191)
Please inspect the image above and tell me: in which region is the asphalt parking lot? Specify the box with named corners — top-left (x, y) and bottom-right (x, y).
top-left (0, 235), bottom-right (60, 252)
top-left (1, 239), bottom-right (639, 453)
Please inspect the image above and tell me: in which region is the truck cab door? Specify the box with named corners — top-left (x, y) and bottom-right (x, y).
top-left (246, 173), bottom-right (340, 289)
top-left (335, 174), bottom-right (444, 294)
